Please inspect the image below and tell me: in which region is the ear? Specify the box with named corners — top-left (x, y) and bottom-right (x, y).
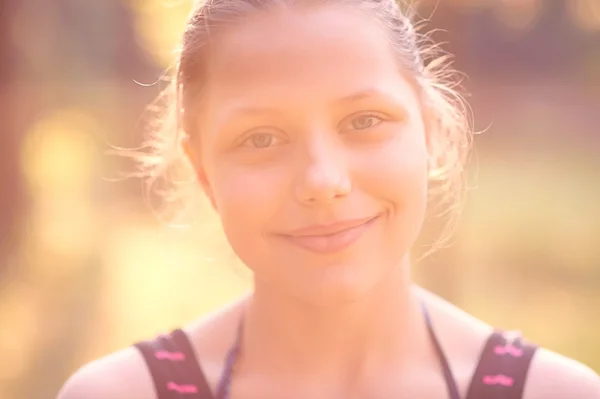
top-left (181, 134), bottom-right (218, 210)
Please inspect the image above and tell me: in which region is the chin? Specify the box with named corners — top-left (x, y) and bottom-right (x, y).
top-left (288, 258), bottom-right (396, 308)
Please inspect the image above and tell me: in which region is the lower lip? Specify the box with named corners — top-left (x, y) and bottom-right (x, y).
top-left (280, 216), bottom-right (379, 254)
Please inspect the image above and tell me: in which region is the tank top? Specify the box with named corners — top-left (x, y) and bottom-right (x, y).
top-left (135, 305), bottom-right (538, 399)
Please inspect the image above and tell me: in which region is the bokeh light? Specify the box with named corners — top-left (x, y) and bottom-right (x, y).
top-left (568, 0), bottom-right (600, 32)
top-left (128, 0), bottom-right (194, 67)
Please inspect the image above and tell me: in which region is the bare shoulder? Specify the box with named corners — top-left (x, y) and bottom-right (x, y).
top-left (524, 347), bottom-right (600, 399)
top-left (414, 286), bottom-right (600, 399)
top-left (413, 285), bottom-right (493, 344)
top-left (413, 286), bottom-right (494, 396)
top-left (56, 346), bottom-right (155, 399)
top-left (182, 296), bottom-right (249, 390)
top-left (57, 297), bottom-right (246, 399)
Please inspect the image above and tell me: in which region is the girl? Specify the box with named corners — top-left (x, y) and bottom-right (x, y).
top-left (59, 0), bottom-right (600, 398)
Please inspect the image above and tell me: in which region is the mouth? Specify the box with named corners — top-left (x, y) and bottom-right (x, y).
top-left (278, 214), bottom-right (381, 254)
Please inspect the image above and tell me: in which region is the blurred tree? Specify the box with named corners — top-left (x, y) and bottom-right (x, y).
top-left (1, 0), bottom-right (162, 397)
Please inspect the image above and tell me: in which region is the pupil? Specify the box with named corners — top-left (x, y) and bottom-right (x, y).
top-left (353, 117), bottom-right (373, 130)
top-left (252, 134), bottom-right (272, 148)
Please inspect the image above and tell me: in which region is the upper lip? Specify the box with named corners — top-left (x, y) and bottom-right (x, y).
top-left (280, 215), bottom-right (379, 237)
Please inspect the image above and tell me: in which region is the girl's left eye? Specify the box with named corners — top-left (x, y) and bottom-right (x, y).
top-left (343, 114), bottom-right (385, 132)
top-left (244, 133), bottom-right (276, 149)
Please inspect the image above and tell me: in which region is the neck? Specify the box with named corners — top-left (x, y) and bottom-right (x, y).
top-left (241, 256), bottom-right (428, 378)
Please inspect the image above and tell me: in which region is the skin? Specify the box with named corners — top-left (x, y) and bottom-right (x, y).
top-left (58, 5), bottom-right (600, 399)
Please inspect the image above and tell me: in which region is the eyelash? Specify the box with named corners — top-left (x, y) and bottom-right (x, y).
top-left (340, 112), bottom-right (387, 132)
top-left (238, 112), bottom-right (390, 149)
top-left (240, 131), bottom-right (287, 149)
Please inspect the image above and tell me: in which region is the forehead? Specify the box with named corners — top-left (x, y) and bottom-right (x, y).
top-left (201, 5), bottom-right (418, 119)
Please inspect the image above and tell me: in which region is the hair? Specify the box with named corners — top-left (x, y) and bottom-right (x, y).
top-left (133, 0), bottom-right (474, 259)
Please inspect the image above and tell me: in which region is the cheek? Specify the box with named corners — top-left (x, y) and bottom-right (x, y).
top-left (356, 129), bottom-right (429, 248)
top-left (357, 129), bottom-right (429, 208)
top-left (209, 162), bottom-right (288, 262)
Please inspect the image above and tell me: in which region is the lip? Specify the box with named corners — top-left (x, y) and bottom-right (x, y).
top-left (283, 216), bottom-right (379, 237)
top-left (277, 214), bottom-right (381, 254)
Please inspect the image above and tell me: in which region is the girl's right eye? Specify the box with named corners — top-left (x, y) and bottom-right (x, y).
top-left (240, 132), bottom-right (286, 149)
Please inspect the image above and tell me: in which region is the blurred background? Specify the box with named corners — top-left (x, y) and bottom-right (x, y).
top-left (1, 0), bottom-right (599, 398)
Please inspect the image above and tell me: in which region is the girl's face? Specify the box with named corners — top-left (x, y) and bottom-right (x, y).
top-left (189, 6), bottom-right (429, 305)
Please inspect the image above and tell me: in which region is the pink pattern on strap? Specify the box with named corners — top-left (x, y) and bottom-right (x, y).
top-left (167, 382), bottom-right (199, 394)
top-left (155, 350), bottom-right (186, 361)
top-left (482, 374), bottom-right (514, 387)
top-left (493, 344), bottom-right (524, 357)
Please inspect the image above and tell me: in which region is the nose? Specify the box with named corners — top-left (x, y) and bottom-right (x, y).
top-left (294, 142), bottom-right (351, 206)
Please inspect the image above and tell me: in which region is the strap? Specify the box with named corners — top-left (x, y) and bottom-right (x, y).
top-left (422, 303), bottom-right (462, 399)
top-left (135, 329), bottom-right (214, 399)
top-left (465, 330), bottom-right (538, 399)
top-left (215, 318), bottom-right (244, 399)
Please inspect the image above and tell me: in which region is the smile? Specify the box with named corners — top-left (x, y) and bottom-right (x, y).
top-left (278, 215), bottom-right (380, 254)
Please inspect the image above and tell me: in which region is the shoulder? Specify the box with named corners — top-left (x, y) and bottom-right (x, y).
top-left (413, 287), bottom-right (600, 399)
top-left (524, 347), bottom-right (600, 399)
top-left (56, 346), bottom-right (155, 399)
top-left (56, 298), bottom-right (246, 399)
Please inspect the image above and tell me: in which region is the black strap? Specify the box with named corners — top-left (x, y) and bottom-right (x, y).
top-left (422, 303), bottom-right (462, 399)
top-left (215, 321), bottom-right (243, 399)
top-left (135, 330), bottom-right (213, 399)
top-left (465, 330), bottom-right (538, 399)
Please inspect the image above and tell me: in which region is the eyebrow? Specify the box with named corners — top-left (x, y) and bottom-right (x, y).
top-left (335, 88), bottom-right (394, 105)
top-left (222, 88), bottom-right (399, 121)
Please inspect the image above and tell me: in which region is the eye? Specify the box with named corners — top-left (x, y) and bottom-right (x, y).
top-left (241, 132), bottom-right (286, 149)
top-left (342, 114), bottom-right (385, 132)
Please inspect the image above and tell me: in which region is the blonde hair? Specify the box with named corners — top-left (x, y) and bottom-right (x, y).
top-left (134, 0), bottom-right (474, 259)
